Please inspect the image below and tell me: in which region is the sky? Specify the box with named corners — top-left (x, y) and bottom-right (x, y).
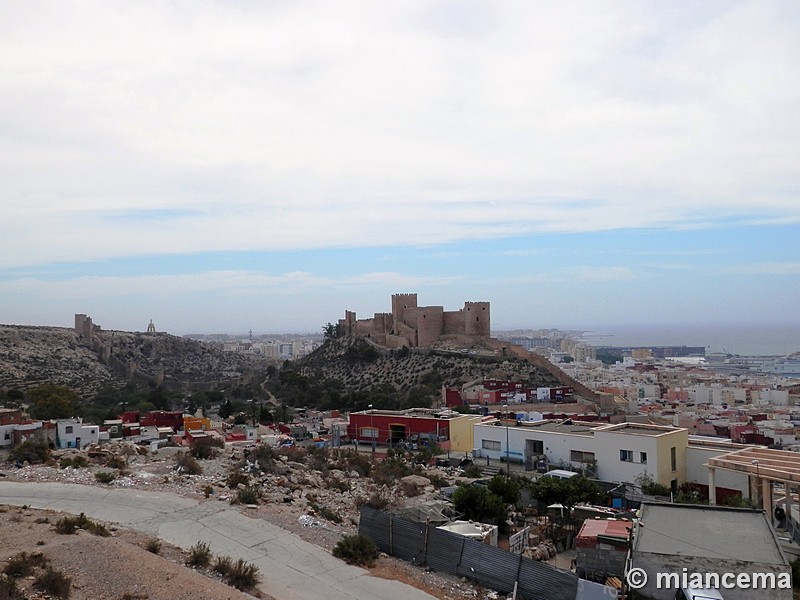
top-left (1, 1), bottom-right (799, 335)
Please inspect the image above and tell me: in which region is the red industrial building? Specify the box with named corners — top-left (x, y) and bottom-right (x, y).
top-left (347, 408), bottom-right (459, 448)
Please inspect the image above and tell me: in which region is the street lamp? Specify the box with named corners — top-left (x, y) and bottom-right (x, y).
top-left (503, 404), bottom-right (510, 475)
top-left (368, 404), bottom-right (375, 453)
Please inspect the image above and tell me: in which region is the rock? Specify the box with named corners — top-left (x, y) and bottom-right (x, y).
top-left (399, 474), bottom-right (430, 497)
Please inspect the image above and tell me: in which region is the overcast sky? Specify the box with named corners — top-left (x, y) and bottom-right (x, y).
top-left (2, 1), bottom-right (799, 335)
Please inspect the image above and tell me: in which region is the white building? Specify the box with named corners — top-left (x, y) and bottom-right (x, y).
top-left (473, 419), bottom-right (689, 488)
top-left (56, 418), bottom-right (99, 449)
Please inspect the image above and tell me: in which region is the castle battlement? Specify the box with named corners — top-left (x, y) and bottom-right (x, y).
top-left (339, 293), bottom-right (490, 348)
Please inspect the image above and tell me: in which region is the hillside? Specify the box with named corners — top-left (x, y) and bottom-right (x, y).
top-left (0, 324), bottom-right (270, 396)
top-left (270, 336), bottom-right (564, 409)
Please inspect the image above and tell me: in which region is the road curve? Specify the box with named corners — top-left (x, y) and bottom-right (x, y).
top-left (0, 481), bottom-right (436, 600)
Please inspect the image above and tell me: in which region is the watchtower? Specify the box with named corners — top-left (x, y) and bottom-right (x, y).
top-left (463, 301), bottom-right (490, 337)
top-left (391, 293), bottom-right (418, 332)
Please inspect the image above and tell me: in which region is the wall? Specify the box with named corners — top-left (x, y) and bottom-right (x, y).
top-left (340, 293), bottom-right (491, 348)
top-left (414, 306), bottom-right (445, 347)
top-left (686, 445), bottom-right (749, 496)
top-left (654, 428), bottom-right (689, 486)
top-left (449, 415), bottom-right (484, 453)
top-left (0, 424), bottom-right (14, 448)
top-left (593, 428), bottom-right (662, 484)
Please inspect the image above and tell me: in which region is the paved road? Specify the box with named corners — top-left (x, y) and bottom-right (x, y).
top-left (0, 482), bottom-right (436, 600)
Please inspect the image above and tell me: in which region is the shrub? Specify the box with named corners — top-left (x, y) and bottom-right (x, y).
top-left (461, 464), bottom-right (483, 479)
top-left (370, 457), bottom-right (414, 486)
top-left (94, 471), bottom-right (115, 484)
top-left (226, 559), bottom-right (260, 590)
top-left (309, 502), bottom-right (343, 524)
top-left (186, 541), bottom-right (212, 567)
top-left (53, 513), bottom-right (110, 537)
top-left (423, 472), bottom-right (448, 489)
top-left (34, 568), bottom-right (71, 598)
top-left (332, 534), bottom-right (378, 567)
top-left (331, 448), bottom-right (371, 477)
top-left (9, 440), bottom-right (51, 465)
top-left (176, 452), bottom-right (203, 475)
top-left (226, 471), bottom-right (250, 489)
top-left (364, 490), bottom-right (391, 510)
top-left (234, 485), bottom-right (261, 505)
top-left (212, 555), bottom-right (234, 577)
top-left (105, 455), bottom-right (127, 470)
top-left (54, 517), bottom-right (77, 535)
top-left (635, 472), bottom-right (671, 497)
top-left (189, 436), bottom-right (225, 460)
top-left (0, 574), bottom-right (22, 600)
top-left (59, 456), bottom-right (89, 469)
top-left (145, 539), bottom-right (162, 554)
top-left (3, 551), bottom-right (49, 577)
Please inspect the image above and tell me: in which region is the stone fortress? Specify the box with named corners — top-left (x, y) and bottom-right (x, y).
top-left (338, 293), bottom-right (491, 348)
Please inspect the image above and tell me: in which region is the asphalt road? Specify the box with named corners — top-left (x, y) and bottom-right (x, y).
top-left (0, 481), bottom-right (437, 600)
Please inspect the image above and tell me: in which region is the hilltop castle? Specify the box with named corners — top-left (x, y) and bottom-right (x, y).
top-left (338, 293), bottom-right (490, 348)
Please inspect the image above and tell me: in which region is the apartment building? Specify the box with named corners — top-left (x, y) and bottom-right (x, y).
top-left (473, 419), bottom-right (688, 488)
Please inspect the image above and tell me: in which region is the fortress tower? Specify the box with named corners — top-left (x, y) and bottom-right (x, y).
top-left (463, 301), bottom-right (491, 337)
top-left (391, 293), bottom-right (418, 333)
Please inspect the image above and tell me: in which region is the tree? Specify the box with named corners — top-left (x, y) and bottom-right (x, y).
top-left (27, 384), bottom-right (79, 420)
top-left (487, 474), bottom-right (523, 507)
top-left (452, 484), bottom-right (510, 531)
top-left (323, 322), bottom-right (340, 340)
top-left (219, 399), bottom-right (234, 419)
top-left (526, 475), bottom-right (604, 509)
top-left (2, 388), bottom-right (24, 407)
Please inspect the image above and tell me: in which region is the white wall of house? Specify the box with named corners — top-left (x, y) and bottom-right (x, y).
top-left (56, 419), bottom-right (99, 449)
top-left (0, 424), bottom-right (14, 448)
top-left (591, 429), bottom-right (661, 484)
top-left (472, 421), bottom-right (687, 485)
top-left (685, 445), bottom-right (749, 495)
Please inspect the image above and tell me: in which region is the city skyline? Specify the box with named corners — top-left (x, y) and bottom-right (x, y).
top-left (2, 2), bottom-right (799, 334)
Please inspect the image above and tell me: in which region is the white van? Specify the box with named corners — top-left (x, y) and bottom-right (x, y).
top-left (541, 469), bottom-right (579, 480)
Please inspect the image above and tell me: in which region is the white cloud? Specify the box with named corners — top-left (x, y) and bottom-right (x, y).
top-left (1, 1), bottom-right (799, 268)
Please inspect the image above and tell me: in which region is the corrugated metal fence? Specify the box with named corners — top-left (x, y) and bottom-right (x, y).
top-left (359, 506), bottom-right (578, 600)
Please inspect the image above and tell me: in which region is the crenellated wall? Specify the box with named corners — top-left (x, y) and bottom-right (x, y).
top-left (339, 293), bottom-right (490, 348)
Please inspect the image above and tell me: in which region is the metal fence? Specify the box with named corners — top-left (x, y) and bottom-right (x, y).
top-left (359, 506), bottom-right (579, 600)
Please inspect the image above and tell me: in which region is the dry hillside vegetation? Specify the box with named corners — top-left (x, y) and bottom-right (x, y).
top-left (293, 336), bottom-right (561, 395)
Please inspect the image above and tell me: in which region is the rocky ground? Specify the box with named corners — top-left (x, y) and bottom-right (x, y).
top-left (0, 442), bottom-right (498, 600)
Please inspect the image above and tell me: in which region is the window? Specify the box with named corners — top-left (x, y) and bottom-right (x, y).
top-left (65, 426), bottom-right (73, 434)
top-left (482, 440), bottom-right (501, 451)
top-left (670, 447), bottom-right (677, 471)
top-left (640, 452), bottom-right (647, 464)
top-left (570, 450), bottom-right (595, 463)
top-left (620, 449), bottom-right (633, 462)
top-left (3, 433), bottom-right (9, 440)
top-left (360, 427), bottom-right (378, 439)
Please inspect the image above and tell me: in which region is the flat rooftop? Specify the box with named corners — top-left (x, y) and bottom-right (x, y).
top-left (600, 423), bottom-right (683, 436)
top-left (515, 420), bottom-right (600, 436)
top-left (634, 503), bottom-right (785, 565)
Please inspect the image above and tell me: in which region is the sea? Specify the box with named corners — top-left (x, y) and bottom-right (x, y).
top-left (566, 323), bottom-right (800, 357)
